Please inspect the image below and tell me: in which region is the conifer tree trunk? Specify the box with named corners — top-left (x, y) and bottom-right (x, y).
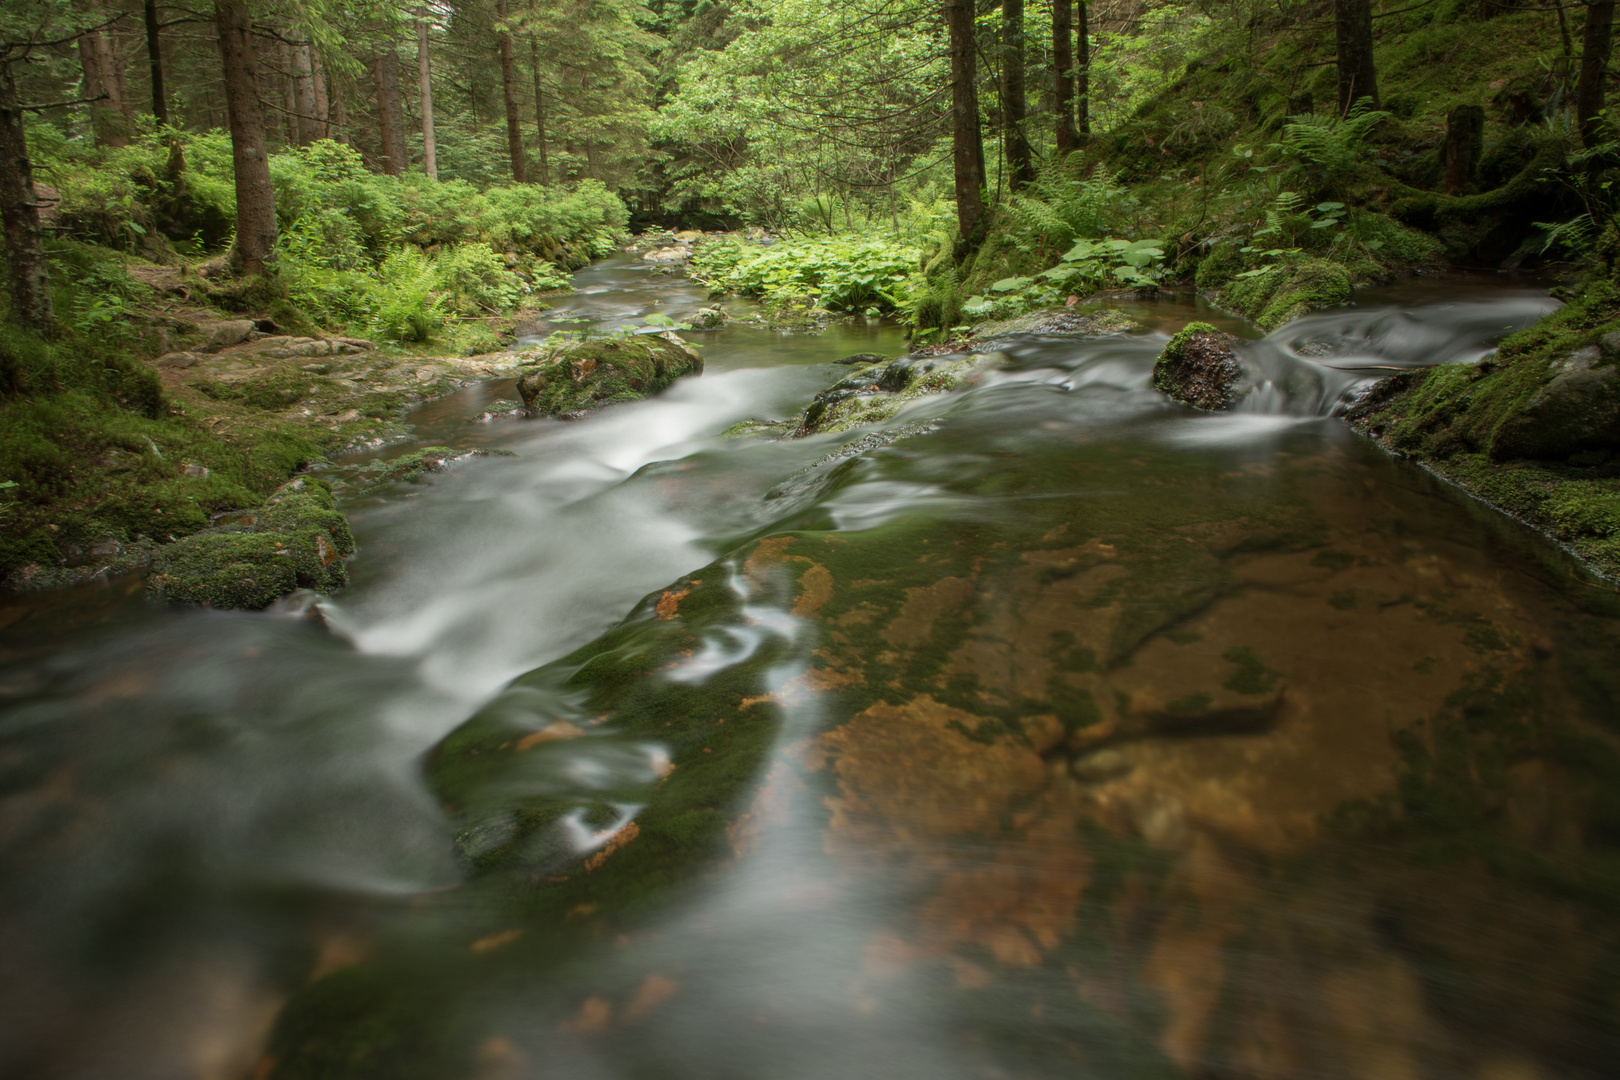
top-left (1053, 0), bottom-right (1076, 155)
top-left (81, 29), bottom-right (130, 147)
top-left (293, 44), bottom-right (317, 145)
top-left (277, 39), bottom-right (298, 145)
top-left (530, 37), bottom-right (548, 185)
top-left (1333, 0), bottom-right (1379, 115)
top-left (1003, 0), bottom-right (1035, 189)
top-left (143, 0), bottom-right (167, 125)
top-left (374, 49), bottom-right (407, 175)
top-left (213, 0), bottom-right (278, 276)
top-left (0, 67), bottom-right (54, 336)
top-left (945, 0), bottom-right (986, 247)
top-left (312, 53), bottom-right (330, 138)
top-left (1077, 0), bottom-right (1091, 135)
top-left (418, 18), bottom-right (437, 179)
top-left (496, 0), bottom-right (526, 182)
top-left (1577, 0), bottom-right (1616, 145)
top-left (329, 75), bottom-right (349, 144)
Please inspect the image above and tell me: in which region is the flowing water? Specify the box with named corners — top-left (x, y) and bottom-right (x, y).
top-left (4, 257), bottom-right (1619, 1080)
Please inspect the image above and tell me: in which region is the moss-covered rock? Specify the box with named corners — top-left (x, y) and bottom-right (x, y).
top-left (147, 477), bottom-right (351, 609)
top-left (969, 308), bottom-right (1139, 341)
top-left (1152, 321), bottom-right (1248, 410)
top-left (515, 334), bottom-right (703, 416)
top-left (1216, 258), bottom-right (1352, 331)
top-left (795, 353), bottom-right (1002, 436)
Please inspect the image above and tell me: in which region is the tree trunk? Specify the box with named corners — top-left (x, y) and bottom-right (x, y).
top-left (144, 0), bottom-right (167, 125)
top-left (312, 52), bottom-right (330, 138)
top-left (293, 44), bottom-right (318, 146)
top-left (1333, 0), bottom-right (1379, 115)
top-left (1443, 105), bottom-right (1484, 193)
top-left (1077, 0), bottom-right (1091, 135)
top-left (1002, 0), bottom-right (1035, 189)
top-left (81, 31), bottom-right (130, 147)
top-left (945, 0), bottom-right (986, 248)
top-left (276, 39), bottom-right (299, 145)
top-left (530, 36), bottom-right (548, 185)
top-left (0, 68), bottom-right (54, 336)
top-left (1577, 0), bottom-right (1616, 145)
top-left (1053, 0), bottom-right (1076, 155)
top-left (213, 0), bottom-right (278, 276)
top-left (417, 19), bottom-right (437, 180)
top-left (374, 49), bottom-right (407, 175)
top-left (329, 73), bottom-right (349, 145)
top-left (496, 0), bottom-right (526, 182)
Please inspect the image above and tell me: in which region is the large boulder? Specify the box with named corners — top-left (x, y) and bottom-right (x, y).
top-left (516, 334), bottom-right (703, 416)
top-left (1490, 346), bottom-right (1620, 461)
top-left (796, 353), bottom-right (1001, 436)
top-left (1152, 321), bottom-right (1250, 411)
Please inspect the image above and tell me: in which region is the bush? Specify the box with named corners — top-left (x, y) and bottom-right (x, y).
top-left (689, 235), bottom-right (917, 311)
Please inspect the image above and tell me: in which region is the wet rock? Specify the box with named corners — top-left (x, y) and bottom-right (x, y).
top-left (352, 446), bottom-right (515, 489)
top-left (795, 353), bottom-right (1002, 436)
top-left (644, 246), bottom-right (692, 264)
top-left (1491, 357), bottom-right (1620, 461)
top-left (834, 352), bottom-right (893, 366)
top-left (202, 319), bottom-right (257, 352)
top-left (687, 307), bottom-right (728, 329)
top-left (515, 334), bottom-right (703, 416)
top-left (721, 418), bottom-right (797, 439)
top-left (971, 308), bottom-right (1138, 342)
top-left (1152, 321), bottom-right (1250, 411)
top-left (147, 477), bottom-right (355, 610)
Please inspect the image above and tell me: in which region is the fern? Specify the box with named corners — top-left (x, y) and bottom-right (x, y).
top-left (1278, 99), bottom-right (1392, 188)
top-left (1004, 164), bottom-right (1129, 251)
top-left (1534, 213), bottom-right (1596, 255)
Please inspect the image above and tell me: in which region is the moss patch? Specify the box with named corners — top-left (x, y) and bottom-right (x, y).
top-left (515, 334), bottom-right (703, 416)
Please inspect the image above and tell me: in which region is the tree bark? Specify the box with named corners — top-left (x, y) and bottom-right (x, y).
top-left (1053, 0), bottom-right (1076, 155)
top-left (1333, 0), bottom-right (1379, 115)
top-left (530, 36), bottom-right (548, 185)
top-left (945, 0), bottom-right (986, 248)
top-left (1002, 0), bottom-right (1035, 189)
top-left (374, 49), bottom-right (407, 175)
top-left (1077, 0), bottom-right (1091, 135)
top-left (329, 72), bottom-right (349, 145)
top-left (417, 19), bottom-right (437, 179)
top-left (144, 0), bottom-right (167, 125)
top-left (1577, 0), bottom-right (1616, 145)
top-left (312, 52), bottom-right (330, 138)
top-left (496, 0), bottom-right (526, 182)
top-left (213, 0), bottom-right (278, 276)
top-left (0, 68), bottom-right (54, 336)
top-left (276, 39), bottom-right (298, 145)
top-left (81, 30), bottom-right (130, 147)
top-left (293, 44), bottom-right (318, 146)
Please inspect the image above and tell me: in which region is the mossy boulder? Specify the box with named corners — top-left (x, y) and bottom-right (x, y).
top-left (515, 334), bottom-right (703, 416)
top-left (1215, 258), bottom-right (1353, 331)
top-left (1490, 347), bottom-right (1620, 461)
top-left (1153, 322), bottom-right (1249, 411)
top-left (970, 308), bottom-right (1139, 341)
top-left (796, 353), bottom-right (1002, 436)
top-left (147, 477), bottom-right (353, 609)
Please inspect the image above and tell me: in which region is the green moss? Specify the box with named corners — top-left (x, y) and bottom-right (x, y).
top-left (1220, 258), bottom-right (1352, 331)
top-left (1222, 646), bottom-right (1279, 695)
top-left (516, 335), bottom-right (703, 416)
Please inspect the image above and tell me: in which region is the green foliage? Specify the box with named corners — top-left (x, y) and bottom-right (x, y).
top-left (1277, 100), bottom-right (1392, 192)
top-left (688, 235), bottom-right (917, 311)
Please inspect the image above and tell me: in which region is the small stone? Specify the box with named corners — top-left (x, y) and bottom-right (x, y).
top-left (1599, 331), bottom-right (1620, 359)
top-left (181, 463), bottom-right (210, 478)
top-left (1152, 321), bottom-right (1252, 411)
top-left (688, 307), bottom-right (728, 329)
top-left (1071, 748), bottom-right (1133, 782)
top-left (89, 538), bottom-right (121, 557)
top-left (155, 351), bottom-right (203, 370)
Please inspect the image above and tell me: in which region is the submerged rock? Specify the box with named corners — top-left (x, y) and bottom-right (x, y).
top-left (1152, 321), bottom-right (1248, 411)
top-left (147, 477), bottom-right (354, 610)
top-left (515, 334), bottom-right (703, 416)
top-left (796, 353), bottom-right (1002, 436)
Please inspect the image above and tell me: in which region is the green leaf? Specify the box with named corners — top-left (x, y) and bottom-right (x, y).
top-left (989, 276), bottom-right (1034, 293)
top-left (1315, 202), bottom-right (1345, 211)
top-left (643, 313), bottom-right (677, 327)
top-left (1061, 241), bottom-right (1098, 261)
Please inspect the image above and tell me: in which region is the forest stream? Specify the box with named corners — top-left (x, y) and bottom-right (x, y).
top-left (5, 255), bottom-right (1620, 1080)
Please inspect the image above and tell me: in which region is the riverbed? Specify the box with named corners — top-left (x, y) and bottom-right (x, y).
top-left (2, 256), bottom-right (1617, 1080)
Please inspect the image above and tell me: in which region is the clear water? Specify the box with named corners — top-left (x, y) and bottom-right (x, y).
top-left (3, 258), bottom-right (1617, 1080)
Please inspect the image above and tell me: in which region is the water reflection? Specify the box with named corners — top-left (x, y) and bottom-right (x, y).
top-left (2, 265), bottom-right (1616, 1080)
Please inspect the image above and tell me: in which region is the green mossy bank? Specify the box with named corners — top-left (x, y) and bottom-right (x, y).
top-left (1348, 275), bottom-right (1620, 579)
